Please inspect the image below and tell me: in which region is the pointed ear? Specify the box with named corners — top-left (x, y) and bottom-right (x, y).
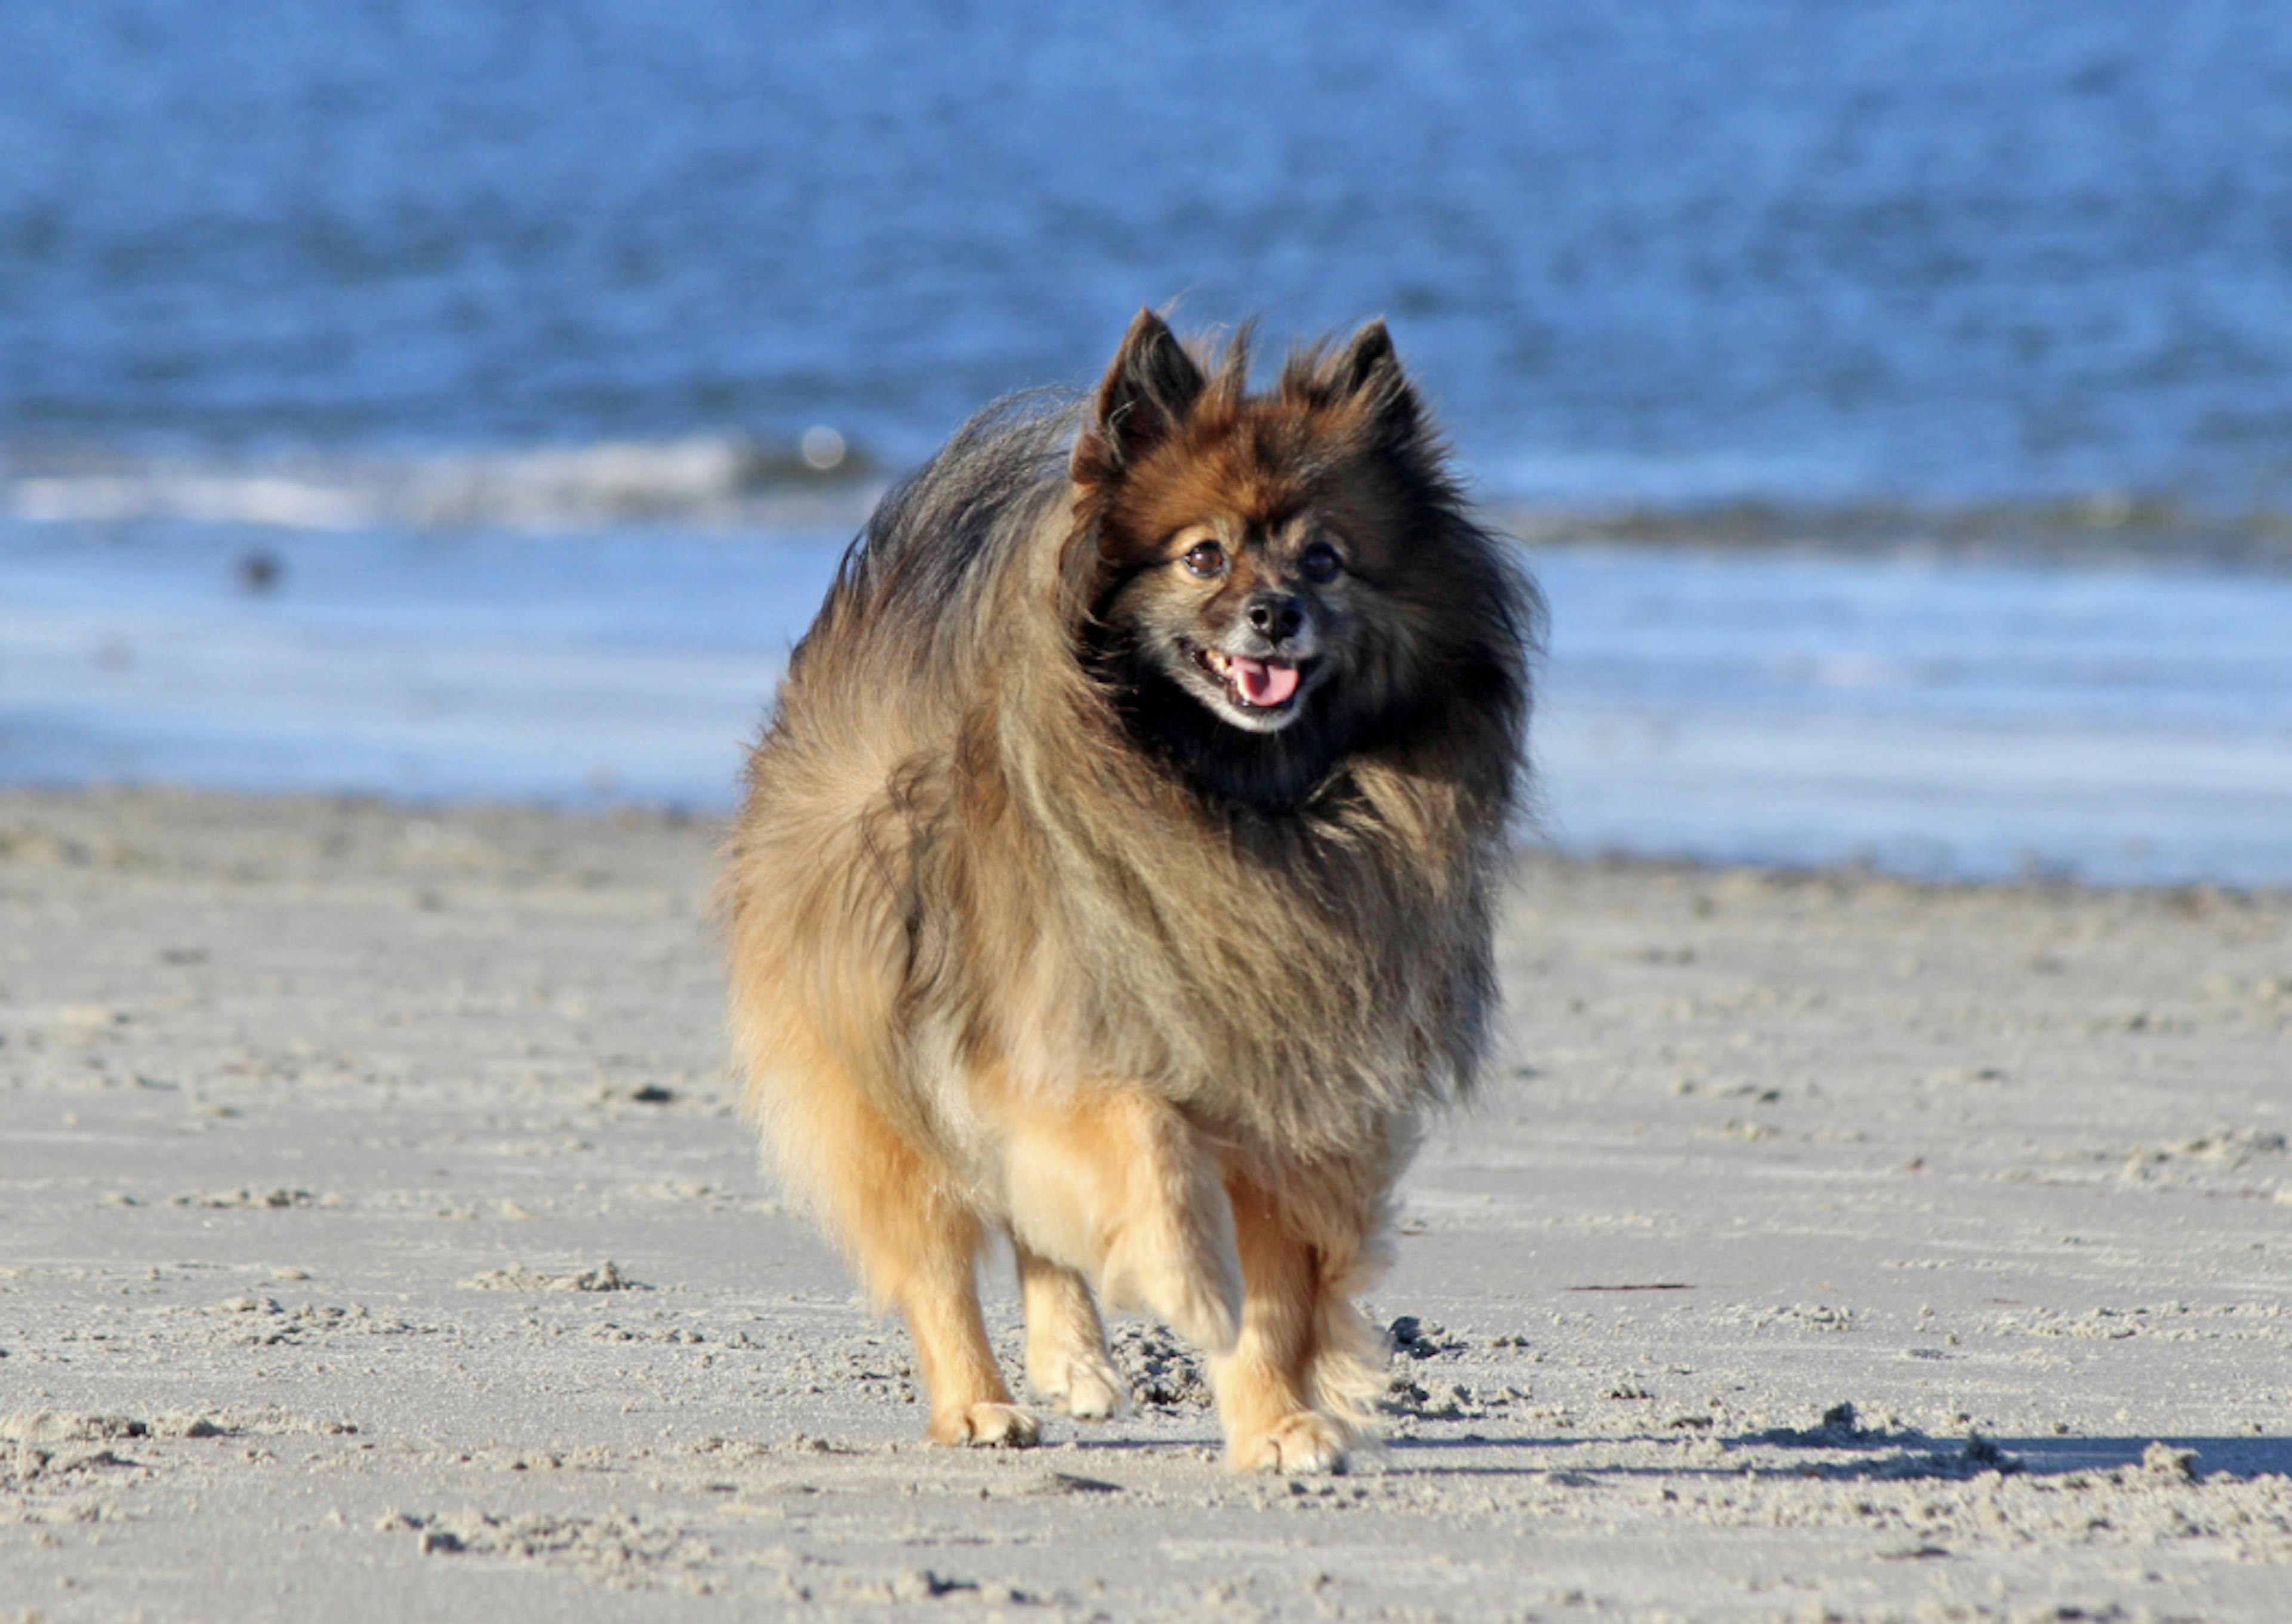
top-left (1327, 318), bottom-right (1420, 443)
top-left (1330, 318), bottom-right (1397, 394)
top-left (1072, 309), bottom-right (1205, 485)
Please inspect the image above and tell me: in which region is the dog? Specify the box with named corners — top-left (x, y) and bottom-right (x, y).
top-left (720, 310), bottom-right (1532, 1472)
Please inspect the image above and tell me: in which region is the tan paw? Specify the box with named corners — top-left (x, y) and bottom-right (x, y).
top-left (1231, 1412), bottom-right (1348, 1475)
top-left (1028, 1346), bottom-right (1129, 1420)
top-left (926, 1403), bottom-right (1041, 1448)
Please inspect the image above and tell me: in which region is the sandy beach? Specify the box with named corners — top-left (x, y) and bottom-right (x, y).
top-left (2, 785), bottom-right (2288, 1622)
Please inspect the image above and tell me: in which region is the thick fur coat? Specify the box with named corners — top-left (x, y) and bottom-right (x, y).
top-left (720, 312), bottom-right (1532, 1471)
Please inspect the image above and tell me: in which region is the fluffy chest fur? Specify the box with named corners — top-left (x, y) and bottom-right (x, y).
top-left (728, 312), bottom-right (1530, 1168)
top-left (908, 678), bottom-right (1505, 1160)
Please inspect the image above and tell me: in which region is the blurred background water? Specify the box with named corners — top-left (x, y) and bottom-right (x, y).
top-left (4, 1), bottom-right (2290, 883)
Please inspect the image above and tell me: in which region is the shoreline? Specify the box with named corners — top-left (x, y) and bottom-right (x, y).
top-left (4, 785), bottom-right (2288, 1619)
top-left (8, 780), bottom-right (2290, 902)
top-left (11, 522), bottom-right (2290, 890)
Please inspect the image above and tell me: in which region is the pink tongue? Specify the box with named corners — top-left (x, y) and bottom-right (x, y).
top-left (1231, 656), bottom-right (1300, 707)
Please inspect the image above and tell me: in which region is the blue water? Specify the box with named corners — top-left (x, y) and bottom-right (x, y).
top-left (5, 4), bottom-right (2292, 883)
top-left (8, 1), bottom-right (2292, 517)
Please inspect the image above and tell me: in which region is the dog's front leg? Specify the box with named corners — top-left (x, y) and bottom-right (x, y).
top-left (783, 1075), bottom-right (1038, 1448)
top-left (1210, 1176), bottom-right (1351, 1474)
top-left (896, 1218), bottom-right (1040, 1448)
top-left (1001, 1090), bottom-right (1243, 1357)
top-left (1207, 1160), bottom-right (1392, 1475)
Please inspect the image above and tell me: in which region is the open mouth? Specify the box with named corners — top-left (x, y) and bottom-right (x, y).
top-left (1193, 646), bottom-right (1306, 711)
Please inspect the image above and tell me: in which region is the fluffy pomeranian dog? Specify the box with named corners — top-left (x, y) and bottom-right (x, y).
top-left (720, 311), bottom-right (1531, 1473)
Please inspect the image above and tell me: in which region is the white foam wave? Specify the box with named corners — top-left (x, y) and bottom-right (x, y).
top-left (2, 435), bottom-right (877, 532)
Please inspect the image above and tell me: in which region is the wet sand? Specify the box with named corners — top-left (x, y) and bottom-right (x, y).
top-left (3, 787), bottom-right (2288, 1620)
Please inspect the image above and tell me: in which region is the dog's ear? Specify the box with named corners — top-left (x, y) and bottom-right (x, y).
top-left (1326, 318), bottom-right (1421, 447)
top-left (1073, 309), bottom-right (1204, 485)
top-left (1330, 318), bottom-right (1398, 395)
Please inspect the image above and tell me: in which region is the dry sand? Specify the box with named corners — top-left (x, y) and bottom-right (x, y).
top-left (2, 786), bottom-right (2288, 1622)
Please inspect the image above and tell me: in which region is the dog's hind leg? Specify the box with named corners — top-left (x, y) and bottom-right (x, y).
top-left (797, 1081), bottom-right (1037, 1448)
top-left (1014, 1239), bottom-right (1127, 1420)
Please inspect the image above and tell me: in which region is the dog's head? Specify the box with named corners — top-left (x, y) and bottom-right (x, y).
top-left (1068, 310), bottom-right (1526, 809)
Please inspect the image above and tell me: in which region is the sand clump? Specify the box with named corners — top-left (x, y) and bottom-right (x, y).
top-left (460, 1260), bottom-right (643, 1293)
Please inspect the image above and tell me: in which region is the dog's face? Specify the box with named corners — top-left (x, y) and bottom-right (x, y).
top-left (1070, 313), bottom-right (1494, 805)
top-left (1114, 505), bottom-right (1346, 737)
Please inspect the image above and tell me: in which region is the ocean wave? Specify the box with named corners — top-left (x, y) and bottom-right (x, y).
top-left (1, 433), bottom-right (880, 533)
top-left (9, 434), bottom-right (2292, 571)
top-left (1498, 494), bottom-right (2292, 568)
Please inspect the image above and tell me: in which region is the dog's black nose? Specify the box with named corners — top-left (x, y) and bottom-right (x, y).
top-left (1245, 593), bottom-right (1304, 643)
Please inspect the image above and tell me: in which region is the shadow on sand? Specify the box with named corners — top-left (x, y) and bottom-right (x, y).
top-left (1379, 1413), bottom-right (2290, 1482)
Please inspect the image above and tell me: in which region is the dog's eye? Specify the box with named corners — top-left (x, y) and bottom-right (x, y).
top-left (1299, 541), bottom-right (1342, 583)
top-left (1182, 541), bottom-right (1227, 577)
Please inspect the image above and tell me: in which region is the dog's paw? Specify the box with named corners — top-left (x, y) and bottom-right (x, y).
top-left (1230, 1412), bottom-right (1348, 1476)
top-left (1029, 1347), bottom-right (1129, 1420)
top-left (1057, 1353), bottom-right (1129, 1420)
top-left (927, 1403), bottom-right (1041, 1449)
